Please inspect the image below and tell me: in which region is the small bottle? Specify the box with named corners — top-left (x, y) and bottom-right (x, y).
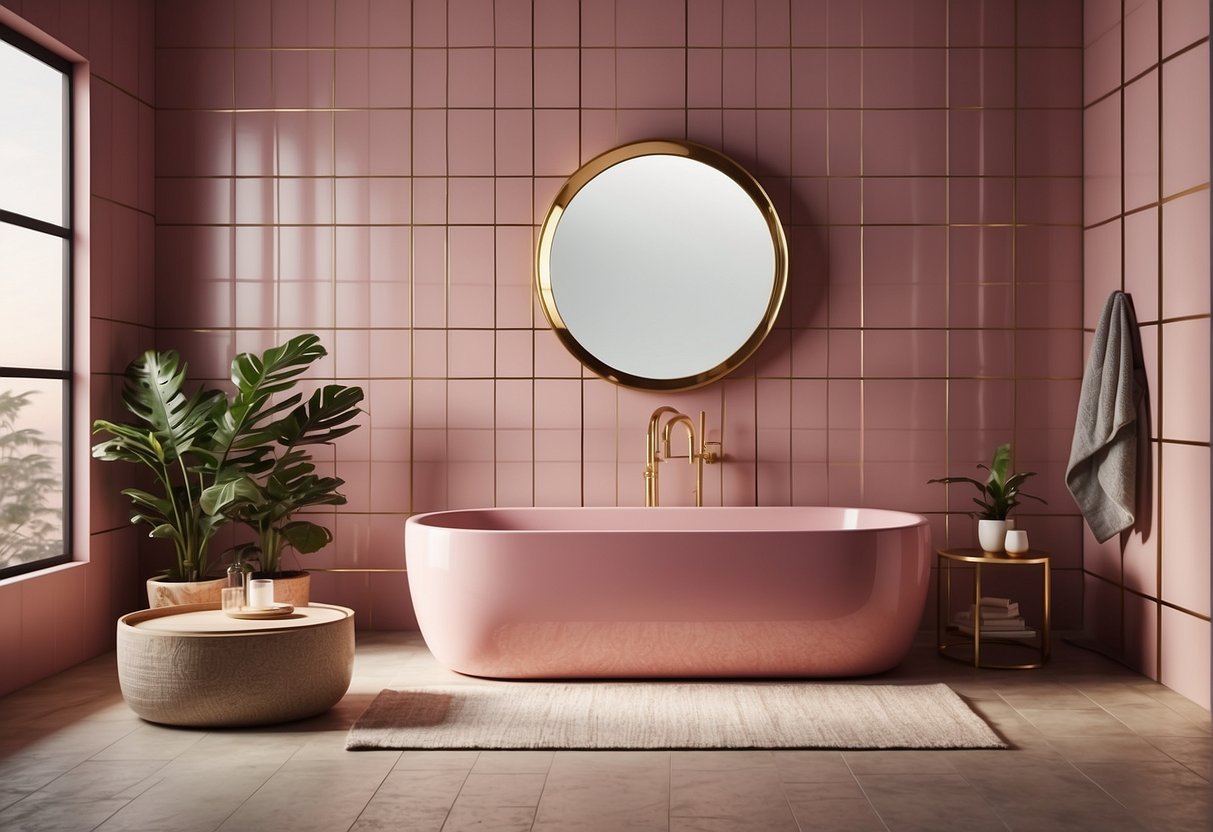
top-left (225, 557), bottom-right (246, 589)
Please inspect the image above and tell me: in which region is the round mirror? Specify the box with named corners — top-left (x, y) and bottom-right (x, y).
top-left (535, 140), bottom-right (788, 391)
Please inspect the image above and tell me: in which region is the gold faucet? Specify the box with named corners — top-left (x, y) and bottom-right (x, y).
top-left (644, 407), bottom-right (722, 507)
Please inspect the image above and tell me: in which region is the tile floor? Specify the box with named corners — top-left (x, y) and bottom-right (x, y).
top-left (0, 632), bottom-right (1209, 832)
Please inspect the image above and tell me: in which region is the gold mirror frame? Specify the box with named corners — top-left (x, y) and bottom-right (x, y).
top-left (534, 140), bottom-right (789, 391)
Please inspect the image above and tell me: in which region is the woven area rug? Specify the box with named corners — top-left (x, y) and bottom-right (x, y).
top-left (345, 682), bottom-right (1004, 751)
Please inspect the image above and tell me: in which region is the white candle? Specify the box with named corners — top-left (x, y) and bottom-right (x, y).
top-left (247, 579), bottom-right (274, 609)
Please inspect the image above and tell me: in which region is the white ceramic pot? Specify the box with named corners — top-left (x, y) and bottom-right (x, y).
top-left (1004, 529), bottom-right (1030, 555)
top-left (146, 577), bottom-right (226, 608)
top-left (977, 519), bottom-right (1007, 553)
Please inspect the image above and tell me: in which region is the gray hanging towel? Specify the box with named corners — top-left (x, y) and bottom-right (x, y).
top-left (1065, 291), bottom-right (1146, 542)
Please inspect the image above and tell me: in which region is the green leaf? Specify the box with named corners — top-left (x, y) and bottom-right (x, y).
top-left (281, 520), bottom-right (332, 554)
top-left (986, 443), bottom-right (1011, 487)
top-left (199, 476), bottom-right (262, 515)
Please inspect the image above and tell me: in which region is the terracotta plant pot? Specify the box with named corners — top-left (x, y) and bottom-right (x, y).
top-left (146, 577), bottom-right (226, 608)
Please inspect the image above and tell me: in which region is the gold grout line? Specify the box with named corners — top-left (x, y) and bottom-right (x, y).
top-left (1153, 0), bottom-right (1165, 683)
top-left (1010, 0), bottom-right (1019, 547)
top-left (158, 43), bottom-right (1093, 52)
top-left (407, 1), bottom-right (416, 521)
top-left (578, 0), bottom-right (585, 509)
top-left (155, 220), bottom-right (1093, 230)
top-left (156, 172), bottom-right (1090, 181)
top-left (1083, 33), bottom-right (1211, 110)
top-left (1083, 180), bottom-right (1212, 232)
top-left (857, 0), bottom-right (866, 510)
top-left (155, 322), bottom-right (1104, 331)
top-left (1117, 0), bottom-right (1128, 659)
top-left (96, 192), bottom-right (155, 219)
top-left (530, 0), bottom-right (537, 508)
top-left (159, 104), bottom-right (1097, 114)
top-left (92, 73), bottom-right (153, 111)
top-left (943, 0), bottom-right (951, 538)
top-left (442, 3), bottom-right (452, 514)
top-left (1083, 568), bottom-right (1212, 623)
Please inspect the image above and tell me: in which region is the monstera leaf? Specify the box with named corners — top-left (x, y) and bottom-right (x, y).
top-left (91, 349), bottom-right (227, 580)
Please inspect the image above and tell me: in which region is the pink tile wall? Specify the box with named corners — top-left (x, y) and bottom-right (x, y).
top-left (1082, 0), bottom-right (1211, 708)
top-left (144, 1), bottom-right (1087, 635)
top-left (0, 0), bottom-right (153, 697)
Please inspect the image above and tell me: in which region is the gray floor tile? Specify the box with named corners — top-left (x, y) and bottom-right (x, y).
top-left (216, 758), bottom-right (394, 832)
top-left (1143, 734), bottom-right (1212, 780)
top-left (786, 796), bottom-right (886, 832)
top-left (350, 769), bottom-right (467, 832)
top-left (0, 793), bottom-right (129, 832)
top-left (961, 757), bottom-right (1147, 831)
top-left (856, 773), bottom-right (1007, 831)
top-left (670, 766), bottom-right (798, 830)
top-left (1079, 760), bottom-right (1213, 831)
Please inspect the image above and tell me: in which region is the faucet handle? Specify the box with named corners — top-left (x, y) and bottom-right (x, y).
top-left (701, 440), bottom-right (722, 464)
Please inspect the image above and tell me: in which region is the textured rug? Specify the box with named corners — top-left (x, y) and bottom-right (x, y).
top-left (345, 682), bottom-right (1004, 751)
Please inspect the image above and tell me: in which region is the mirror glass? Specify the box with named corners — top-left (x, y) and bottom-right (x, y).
top-left (535, 141), bottom-right (788, 390)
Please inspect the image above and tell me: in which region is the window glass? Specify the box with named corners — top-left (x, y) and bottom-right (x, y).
top-left (0, 381), bottom-right (65, 574)
top-left (0, 224), bottom-right (64, 369)
top-left (0, 24), bottom-right (72, 579)
top-left (0, 38), bottom-right (66, 227)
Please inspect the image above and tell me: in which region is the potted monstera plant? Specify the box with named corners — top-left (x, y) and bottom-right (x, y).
top-left (200, 338), bottom-right (363, 606)
top-left (929, 443), bottom-right (1046, 553)
top-left (92, 349), bottom-right (230, 606)
top-left (93, 333), bottom-right (363, 607)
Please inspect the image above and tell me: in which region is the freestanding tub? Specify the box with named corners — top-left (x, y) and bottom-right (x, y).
top-left (405, 506), bottom-right (931, 679)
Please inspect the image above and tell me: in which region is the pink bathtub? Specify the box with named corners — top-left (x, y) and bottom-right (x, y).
top-left (404, 506), bottom-right (931, 679)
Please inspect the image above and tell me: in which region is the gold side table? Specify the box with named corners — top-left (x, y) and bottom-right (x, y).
top-left (936, 547), bottom-right (1051, 669)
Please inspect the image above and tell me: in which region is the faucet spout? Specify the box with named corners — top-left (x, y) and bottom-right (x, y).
top-left (645, 406), bottom-right (718, 508)
top-left (661, 414), bottom-right (696, 464)
top-left (645, 406), bottom-right (681, 508)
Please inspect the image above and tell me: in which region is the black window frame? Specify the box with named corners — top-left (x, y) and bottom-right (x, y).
top-left (0, 23), bottom-right (74, 580)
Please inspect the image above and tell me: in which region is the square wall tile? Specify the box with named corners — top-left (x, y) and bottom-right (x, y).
top-left (1124, 212), bottom-right (1161, 328)
top-left (1124, 74), bottom-right (1160, 211)
top-left (1161, 318), bottom-right (1210, 443)
top-left (862, 0), bottom-right (947, 46)
top-left (1123, 443), bottom-right (1160, 595)
top-left (1124, 0), bottom-right (1159, 79)
top-left (861, 110), bottom-right (947, 176)
top-left (1160, 443), bottom-right (1210, 616)
top-left (949, 48), bottom-right (1014, 107)
top-left (1161, 44), bottom-right (1210, 197)
top-left (1162, 0), bottom-right (1210, 57)
top-left (1019, 47), bottom-right (1083, 107)
top-left (1083, 94), bottom-right (1122, 226)
top-left (1018, 109), bottom-right (1083, 176)
top-left (1084, 221), bottom-right (1123, 330)
top-left (1084, 23), bottom-right (1121, 104)
top-left (1161, 607), bottom-right (1210, 708)
top-left (1161, 190), bottom-right (1211, 319)
top-left (861, 48), bottom-right (946, 108)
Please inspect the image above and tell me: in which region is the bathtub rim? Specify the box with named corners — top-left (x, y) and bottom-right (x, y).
top-left (405, 505), bottom-right (931, 535)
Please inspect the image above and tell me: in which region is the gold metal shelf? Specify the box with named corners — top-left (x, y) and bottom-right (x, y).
top-left (936, 546), bottom-right (1051, 670)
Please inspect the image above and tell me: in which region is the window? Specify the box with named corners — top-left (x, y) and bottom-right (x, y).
top-left (0, 24), bottom-right (72, 579)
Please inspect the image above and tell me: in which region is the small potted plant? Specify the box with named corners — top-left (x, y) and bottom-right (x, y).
top-left (929, 443), bottom-right (1046, 553)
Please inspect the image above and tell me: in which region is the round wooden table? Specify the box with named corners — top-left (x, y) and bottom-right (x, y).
top-left (117, 603), bottom-right (354, 727)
